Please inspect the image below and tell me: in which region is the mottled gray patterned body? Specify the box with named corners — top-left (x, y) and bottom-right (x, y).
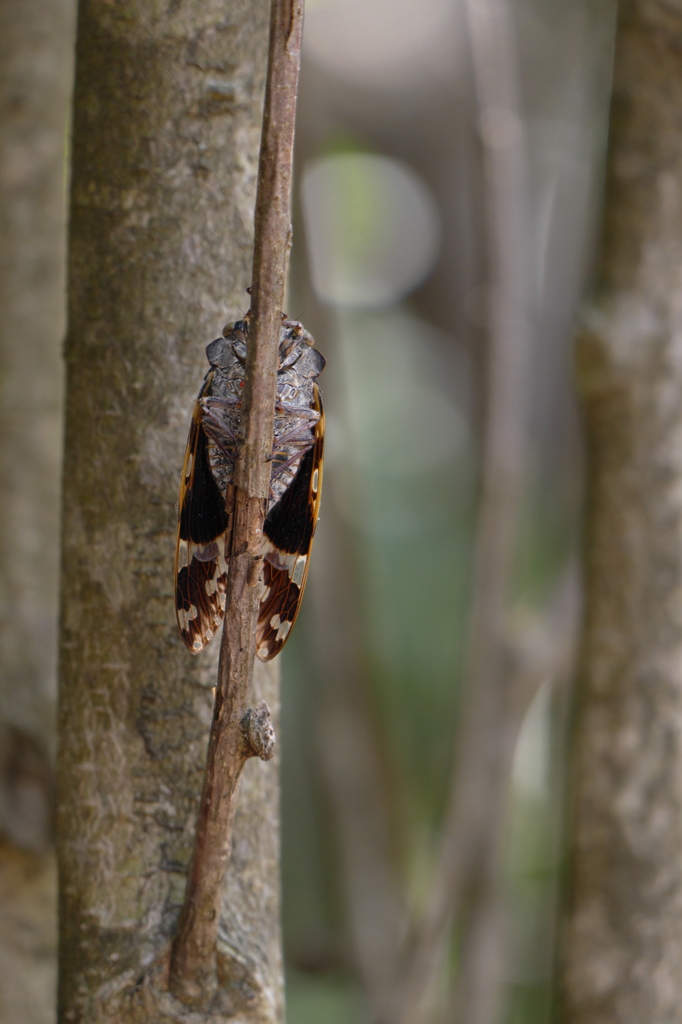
top-left (175, 315), bottom-right (325, 658)
top-left (199, 318), bottom-right (325, 509)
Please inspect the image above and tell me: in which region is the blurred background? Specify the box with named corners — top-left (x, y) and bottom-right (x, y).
top-left (0, 0), bottom-right (616, 1021)
top-left (280, 0), bottom-right (613, 1021)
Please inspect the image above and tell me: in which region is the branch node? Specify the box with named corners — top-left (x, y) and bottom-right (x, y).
top-left (241, 701), bottom-right (276, 761)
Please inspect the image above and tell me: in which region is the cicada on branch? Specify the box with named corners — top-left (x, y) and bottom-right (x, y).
top-left (175, 316), bottom-right (325, 661)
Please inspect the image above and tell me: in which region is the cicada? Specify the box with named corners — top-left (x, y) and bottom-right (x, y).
top-left (174, 315), bottom-right (325, 661)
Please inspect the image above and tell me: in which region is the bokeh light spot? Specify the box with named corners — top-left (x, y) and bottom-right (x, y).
top-left (302, 152), bottom-right (441, 308)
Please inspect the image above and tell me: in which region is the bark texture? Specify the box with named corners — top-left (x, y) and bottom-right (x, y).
top-left (58, 2), bottom-right (282, 1022)
top-left (563, 3), bottom-right (682, 1022)
top-left (0, 0), bottom-right (75, 1019)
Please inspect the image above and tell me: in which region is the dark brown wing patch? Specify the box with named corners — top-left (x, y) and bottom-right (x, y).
top-left (256, 385), bottom-right (324, 661)
top-left (175, 401), bottom-right (232, 653)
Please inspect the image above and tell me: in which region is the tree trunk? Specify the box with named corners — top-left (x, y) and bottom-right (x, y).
top-left (562, 3), bottom-right (682, 1022)
top-left (0, 0), bottom-right (75, 1019)
top-left (58, 2), bottom-right (282, 1021)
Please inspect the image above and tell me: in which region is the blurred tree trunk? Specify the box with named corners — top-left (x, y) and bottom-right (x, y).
top-left (0, 0), bottom-right (75, 1020)
top-left (58, 2), bottom-right (283, 1022)
top-left (563, 3), bottom-right (682, 1022)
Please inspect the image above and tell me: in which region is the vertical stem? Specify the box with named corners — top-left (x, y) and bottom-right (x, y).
top-left (169, 0), bottom-right (304, 1005)
top-left (392, 1), bottom-right (530, 1021)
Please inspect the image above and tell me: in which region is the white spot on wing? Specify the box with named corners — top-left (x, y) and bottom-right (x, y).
top-left (178, 605), bottom-right (199, 629)
top-left (276, 620), bottom-right (292, 641)
top-left (194, 541), bottom-right (219, 563)
top-left (205, 573), bottom-right (220, 596)
top-left (262, 537), bottom-right (298, 573)
top-left (292, 556), bottom-right (307, 587)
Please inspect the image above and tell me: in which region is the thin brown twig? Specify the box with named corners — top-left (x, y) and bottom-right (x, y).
top-left (169, 0), bottom-right (304, 1005)
top-left (390, 1), bottom-right (531, 1021)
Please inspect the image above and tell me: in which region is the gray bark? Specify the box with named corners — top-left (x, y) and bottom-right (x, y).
top-left (0, 0), bottom-right (75, 1019)
top-left (562, 2), bottom-right (682, 1022)
top-left (58, 2), bottom-right (282, 1021)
